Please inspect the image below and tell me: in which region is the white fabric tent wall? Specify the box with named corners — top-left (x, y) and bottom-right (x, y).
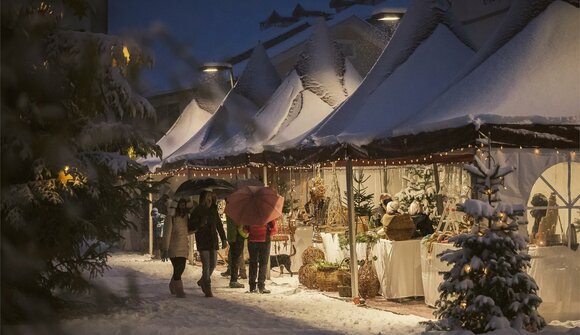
top-left (494, 149), bottom-right (580, 235)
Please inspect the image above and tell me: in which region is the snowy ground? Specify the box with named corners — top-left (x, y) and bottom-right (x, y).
top-left (6, 252), bottom-right (579, 335)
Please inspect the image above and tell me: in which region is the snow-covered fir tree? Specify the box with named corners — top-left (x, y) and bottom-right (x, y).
top-left (1, 0), bottom-right (162, 322)
top-left (395, 165), bottom-right (437, 217)
top-left (425, 138), bottom-right (545, 333)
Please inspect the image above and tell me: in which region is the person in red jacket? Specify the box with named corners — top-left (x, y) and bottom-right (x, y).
top-left (244, 220), bottom-right (277, 293)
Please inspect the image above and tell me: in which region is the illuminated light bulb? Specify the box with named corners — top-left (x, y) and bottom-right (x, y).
top-left (460, 301), bottom-right (467, 309)
top-left (483, 267), bottom-right (488, 275)
top-left (122, 46), bottom-right (131, 63)
top-left (464, 264), bottom-right (471, 273)
top-left (534, 148), bottom-right (540, 155)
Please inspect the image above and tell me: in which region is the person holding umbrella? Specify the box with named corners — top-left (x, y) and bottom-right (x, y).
top-left (162, 198), bottom-right (190, 298)
top-left (244, 220), bottom-right (278, 293)
top-left (189, 190), bottom-right (227, 297)
top-left (225, 186), bottom-right (284, 294)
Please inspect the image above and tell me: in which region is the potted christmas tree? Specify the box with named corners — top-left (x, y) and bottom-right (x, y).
top-left (345, 169), bottom-right (374, 233)
top-left (424, 137), bottom-right (545, 333)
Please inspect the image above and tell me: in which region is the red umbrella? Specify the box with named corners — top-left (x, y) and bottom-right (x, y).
top-left (225, 186), bottom-right (284, 226)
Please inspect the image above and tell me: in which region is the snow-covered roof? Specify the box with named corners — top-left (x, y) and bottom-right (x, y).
top-left (286, 0), bottom-right (475, 148)
top-left (138, 77), bottom-right (228, 170)
top-left (230, 1), bottom-right (409, 75)
top-left (393, 0), bottom-right (580, 136)
top-left (163, 43), bottom-right (281, 165)
top-left (164, 19), bottom-right (363, 165)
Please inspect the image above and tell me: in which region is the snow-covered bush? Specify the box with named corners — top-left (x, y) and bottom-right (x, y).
top-left (1, 0), bottom-right (162, 323)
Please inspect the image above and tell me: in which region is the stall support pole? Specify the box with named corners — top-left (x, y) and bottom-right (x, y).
top-left (346, 158), bottom-right (359, 300)
top-left (263, 166), bottom-right (268, 186)
top-left (567, 154), bottom-right (572, 248)
top-left (147, 176), bottom-right (153, 256)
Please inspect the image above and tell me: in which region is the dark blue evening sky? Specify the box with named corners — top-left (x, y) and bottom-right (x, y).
top-left (109, 0), bottom-right (330, 95)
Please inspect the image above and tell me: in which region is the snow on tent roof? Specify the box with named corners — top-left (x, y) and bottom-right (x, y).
top-left (230, 1), bottom-right (409, 75)
top-left (170, 19), bottom-right (363, 163)
top-left (163, 43), bottom-right (281, 166)
top-left (138, 75), bottom-right (228, 170)
top-left (290, 0), bottom-right (475, 148)
top-left (393, 0), bottom-right (580, 137)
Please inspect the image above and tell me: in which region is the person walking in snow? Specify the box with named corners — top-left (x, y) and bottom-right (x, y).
top-left (244, 220), bottom-right (277, 293)
top-left (162, 198), bottom-right (190, 298)
top-left (189, 190), bottom-right (227, 297)
top-left (222, 208), bottom-right (248, 288)
top-left (151, 207), bottom-right (166, 259)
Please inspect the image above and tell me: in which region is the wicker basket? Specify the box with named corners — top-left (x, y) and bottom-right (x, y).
top-left (338, 285), bottom-right (352, 297)
top-left (358, 259), bottom-right (380, 299)
top-left (337, 270), bottom-right (351, 286)
top-left (299, 264), bottom-right (318, 289)
top-left (383, 214), bottom-right (415, 241)
top-left (316, 268), bottom-right (340, 292)
top-left (302, 246), bottom-right (325, 265)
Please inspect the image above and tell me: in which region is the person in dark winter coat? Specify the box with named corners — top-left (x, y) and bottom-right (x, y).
top-left (244, 220), bottom-right (278, 293)
top-left (189, 190), bottom-right (227, 297)
top-left (408, 201), bottom-right (435, 237)
top-left (151, 207), bottom-right (166, 259)
top-left (162, 198), bottom-right (189, 298)
top-left (223, 214), bottom-right (248, 288)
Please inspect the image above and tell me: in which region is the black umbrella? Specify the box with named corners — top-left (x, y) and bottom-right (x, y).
top-left (174, 178), bottom-right (236, 197)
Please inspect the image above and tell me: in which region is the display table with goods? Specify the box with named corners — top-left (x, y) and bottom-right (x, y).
top-left (527, 245), bottom-right (580, 322)
top-left (320, 232), bottom-right (424, 299)
top-left (420, 240), bottom-right (458, 306)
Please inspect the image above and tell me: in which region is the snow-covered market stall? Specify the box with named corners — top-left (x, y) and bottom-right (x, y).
top-left (139, 0), bottom-right (578, 325)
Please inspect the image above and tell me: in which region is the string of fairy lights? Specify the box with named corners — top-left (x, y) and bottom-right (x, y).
top-left (147, 144), bottom-right (577, 178)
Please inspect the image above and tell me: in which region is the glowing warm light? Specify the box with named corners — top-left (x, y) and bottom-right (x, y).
top-left (202, 67), bottom-right (220, 72)
top-left (464, 264), bottom-right (471, 274)
top-left (460, 301), bottom-right (467, 309)
top-left (534, 148), bottom-right (540, 155)
top-left (127, 146), bottom-right (136, 160)
top-left (58, 169), bottom-right (73, 185)
top-left (122, 46), bottom-right (131, 63)
top-left (483, 267), bottom-right (489, 275)
top-left (378, 15), bottom-right (401, 21)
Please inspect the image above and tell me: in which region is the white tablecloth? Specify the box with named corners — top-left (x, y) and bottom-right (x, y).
top-left (320, 234), bottom-right (424, 299)
top-left (420, 241), bottom-right (458, 307)
top-left (293, 226), bottom-right (314, 271)
top-left (373, 239), bottom-right (424, 299)
top-left (528, 246), bottom-right (580, 322)
top-left (321, 232), bottom-right (347, 263)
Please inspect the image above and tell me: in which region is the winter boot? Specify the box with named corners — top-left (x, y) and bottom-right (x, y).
top-left (169, 279), bottom-right (176, 295)
top-left (229, 281), bottom-right (245, 288)
top-left (174, 279), bottom-right (186, 298)
top-left (201, 281), bottom-right (213, 297)
top-left (238, 257), bottom-right (247, 279)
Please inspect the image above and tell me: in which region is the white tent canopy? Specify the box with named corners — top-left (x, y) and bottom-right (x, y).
top-left (393, 0), bottom-right (579, 136)
top-left (164, 43), bottom-right (281, 165)
top-left (167, 19), bottom-right (363, 163)
top-left (285, 0), bottom-right (476, 149)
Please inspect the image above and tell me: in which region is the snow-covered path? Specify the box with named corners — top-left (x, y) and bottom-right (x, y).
top-left (6, 252), bottom-right (579, 335)
top-left (58, 252), bottom-right (426, 335)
